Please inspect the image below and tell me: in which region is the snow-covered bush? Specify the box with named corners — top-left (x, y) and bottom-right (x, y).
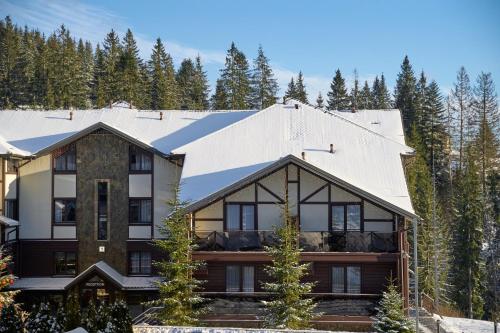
top-left (25, 302), bottom-right (63, 333)
top-left (107, 300), bottom-right (132, 333)
top-left (373, 281), bottom-right (415, 333)
top-left (0, 303), bottom-right (24, 332)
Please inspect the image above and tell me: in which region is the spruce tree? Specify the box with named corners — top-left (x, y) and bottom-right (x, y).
top-left (64, 291), bottom-right (81, 331)
top-left (108, 301), bottom-right (133, 333)
top-left (92, 44), bottom-right (107, 108)
top-left (295, 71), bottom-right (308, 104)
top-left (373, 280), bottom-right (415, 333)
top-left (0, 16), bottom-right (20, 108)
top-left (75, 39), bottom-right (93, 108)
top-left (176, 58), bottom-right (195, 109)
top-left (0, 302), bottom-right (24, 332)
top-left (147, 185), bottom-right (206, 325)
top-left (358, 80), bottom-right (373, 109)
top-left (394, 56), bottom-right (417, 134)
top-left (250, 45), bottom-right (278, 109)
top-left (284, 77), bottom-right (297, 101)
top-left (316, 92), bottom-right (324, 108)
top-left (261, 198), bottom-right (318, 329)
top-left (25, 303), bottom-right (62, 333)
top-left (219, 42), bottom-right (251, 109)
top-left (149, 38), bottom-right (178, 110)
top-left (327, 69), bottom-right (349, 110)
top-left (211, 78), bottom-right (229, 109)
top-left (192, 56), bottom-right (209, 109)
top-left (372, 74), bottom-right (391, 109)
top-left (120, 29), bottom-right (142, 107)
top-left (82, 299), bottom-right (98, 333)
top-left (102, 29), bottom-right (122, 106)
top-left (350, 70), bottom-right (360, 110)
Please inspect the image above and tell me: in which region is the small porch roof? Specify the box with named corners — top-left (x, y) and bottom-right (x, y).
top-left (0, 215), bottom-right (19, 227)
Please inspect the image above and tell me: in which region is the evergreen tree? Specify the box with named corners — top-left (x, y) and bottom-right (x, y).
top-left (316, 92), bottom-right (324, 108)
top-left (261, 198), bottom-right (318, 329)
top-left (75, 39), bottom-right (93, 108)
top-left (350, 69), bottom-right (360, 110)
top-left (107, 301), bottom-right (132, 333)
top-left (0, 16), bottom-right (20, 108)
top-left (373, 280), bottom-right (415, 333)
top-left (358, 80), bottom-right (373, 109)
top-left (250, 45), bottom-right (278, 109)
top-left (95, 302), bottom-right (110, 332)
top-left (372, 74), bottom-right (391, 109)
top-left (0, 247), bottom-right (16, 309)
top-left (191, 56), bottom-right (209, 109)
top-left (120, 29), bottom-right (142, 107)
top-left (147, 185), bottom-right (206, 325)
top-left (82, 299), bottom-right (98, 333)
top-left (284, 77), bottom-right (297, 101)
top-left (219, 42), bottom-right (251, 109)
top-left (211, 78), bottom-right (229, 109)
top-left (92, 44), bottom-right (107, 108)
top-left (25, 303), bottom-right (62, 333)
top-left (394, 56), bottom-right (417, 134)
top-left (451, 146), bottom-right (485, 318)
top-left (102, 29), bottom-right (122, 106)
top-left (327, 69), bottom-right (349, 110)
top-left (149, 38), bottom-right (178, 110)
top-left (0, 302), bottom-right (24, 332)
top-left (295, 71), bottom-right (308, 104)
top-left (176, 58), bottom-right (195, 109)
top-left (64, 291), bottom-right (81, 331)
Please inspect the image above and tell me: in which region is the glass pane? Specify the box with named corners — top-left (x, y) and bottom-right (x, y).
top-left (242, 205), bottom-right (255, 230)
top-left (54, 252), bottom-right (65, 274)
top-left (242, 266), bottom-right (254, 292)
top-left (226, 205), bottom-right (240, 231)
top-left (65, 200), bottom-right (76, 222)
top-left (141, 200), bottom-right (152, 223)
top-left (54, 200), bottom-right (64, 223)
top-left (130, 252), bottom-right (141, 274)
top-left (226, 265), bottom-right (240, 292)
top-left (66, 152), bottom-right (76, 170)
top-left (141, 252), bottom-right (151, 274)
top-left (129, 200), bottom-right (140, 223)
top-left (55, 155), bottom-right (66, 170)
top-left (347, 266), bottom-right (361, 294)
top-left (141, 154), bottom-right (152, 170)
top-left (332, 206), bottom-right (345, 231)
top-left (332, 266), bottom-right (345, 293)
top-left (347, 205), bottom-right (361, 230)
top-left (66, 252), bottom-right (76, 275)
top-left (130, 152), bottom-right (139, 170)
top-left (97, 182), bottom-right (108, 240)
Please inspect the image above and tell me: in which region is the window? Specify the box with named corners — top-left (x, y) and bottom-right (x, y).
top-left (129, 251), bottom-right (151, 275)
top-left (129, 146), bottom-right (152, 172)
top-left (6, 159), bottom-right (19, 173)
top-left (225, 204), bottom-right (255, 231)
top-left (54, 199), bottom-right (76, 224)
top-left (97, 182), bottom-right (108, 240)
top-left (54, 251), bottom-right (76, 275)
top-left (331, 203), bottom-right (361, 231)
top-left (129, 199), bottom-right (152, 224)
top-left (4, 199), bottom-right (18, 220)
top-left (226, 265), bottom-right (255, 292)
top-left (331, 266), bottom-right (361, 294)
top-left (53, 146), bottom-right (76, 172)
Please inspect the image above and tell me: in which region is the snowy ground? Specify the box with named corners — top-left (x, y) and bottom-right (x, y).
top-left (132, 326), bottom-right (368, 333)
top-left (434, 315), bottom-right (499, 333)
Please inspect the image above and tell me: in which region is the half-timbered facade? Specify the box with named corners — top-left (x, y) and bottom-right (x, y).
top-left (0, 100), bottom-right (415, 319)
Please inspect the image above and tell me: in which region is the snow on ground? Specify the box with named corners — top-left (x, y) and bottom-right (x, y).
top-left (434, 315), bottom-right (499, 333)
top-left (132, 326), bottom-right (368, 333)
top-left (65, 328), bottom-right (88, 333)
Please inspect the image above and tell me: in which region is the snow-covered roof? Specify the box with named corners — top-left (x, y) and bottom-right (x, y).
top-left (174, 100), bottom-right (415, 217)
top-left (0, 107), bottom-right (256, 156)
top-left (12, 277), bottom-right (74, 290)
top-left (0, 215), bottom-right (19, 227)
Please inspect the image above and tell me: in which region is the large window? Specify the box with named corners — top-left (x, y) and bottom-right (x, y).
top-left (54, 145), bottom-right (76, 172)
top-left (4, 199), bottom-right (18, 220)
top-left (331, 266), bottom-right (361, 294)
top-left (54, 199), bottom-right (76, 224)
top-left (129, 251), bottom-right (151, 275)
top-left (331, 203), bottom-right (361, 231)
top-left (226, 265), bottom-right (255, 292)
top-left (97, 181), bottom-right (109, 240)
top-left (129, 146), bottom-right (152, 172)
top-left (129, 199), bottom-right (152, 224)
top-left (54, 251), bottom-right (76, 275)
top-left (226, 204), bottom-right (255, 231)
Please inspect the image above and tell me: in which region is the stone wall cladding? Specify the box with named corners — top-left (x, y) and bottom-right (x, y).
top-left (76, 132), bottom-right (130, 275)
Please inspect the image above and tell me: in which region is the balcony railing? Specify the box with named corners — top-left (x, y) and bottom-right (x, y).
top-left (194, 230), bottom-right (397, 253)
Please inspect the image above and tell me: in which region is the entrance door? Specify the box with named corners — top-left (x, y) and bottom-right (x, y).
top-left (80, 275), bottom-right (113, 306)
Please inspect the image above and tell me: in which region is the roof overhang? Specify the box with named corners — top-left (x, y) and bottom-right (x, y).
top-left (185, 154), bottom-right (417, 219)
top-left (0, 215), bottom-right (19, 227)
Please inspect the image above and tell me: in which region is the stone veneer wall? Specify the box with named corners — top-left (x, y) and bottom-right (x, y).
top-left (76, 132), bottom-right (130, 275)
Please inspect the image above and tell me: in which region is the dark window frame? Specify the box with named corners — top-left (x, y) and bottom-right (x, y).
top-left (53, 198), bottom-right (76, 224)
top-left (128, 251), bottom-right (152, 276)
top-left (54, 251), bottom-right (77, 276)
top-left (330, 202), bottom-right (363, 232)
top-left (129, 146), bottom-right (152, 173)
top-left (129, 198), bottom-right (153, 225)
top-left (4, 199), bottom-right (18, 220)
top-left (331, 265), bottom-right (362, 294)
top-left (96, 181), bottom-right (109, 241)
top-left (224, 203), bottom-right (256, 231)
top-left (53, 145), bottom-right (77, 173)
top-left (5, 159), bottom-right (19, 174)
top-left (225, 264), bottom-right (256, 293)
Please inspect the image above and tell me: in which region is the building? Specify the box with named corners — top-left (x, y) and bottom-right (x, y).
top-left (0, 100), bottom-right (415, 321)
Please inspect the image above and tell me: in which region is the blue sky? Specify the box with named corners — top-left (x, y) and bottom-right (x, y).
top-left (1, 0), bottom-right (499, 99)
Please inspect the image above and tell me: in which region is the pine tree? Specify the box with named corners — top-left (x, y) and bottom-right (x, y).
top-left (107, 301), bottom-right (132, 333)
top-left (149, 38), bottom-right (178, 110)
top-left (147, 185), bottom-right (206, 325)
top-left (191, 56), bottom-right (209, 110)
top-left (102, 30), bottom-right (122, 106)
top-left (0, 16), bottom-right (20, 108)
top-left (372, 74), bottom-right (391, 109)
top-left (373, 280), bottom-right (415, 333)
top-left (211, 78), bottom-right (229, 109)
top-left (82, 299), bottom-right (98, 333)
top-left (284, 77), bottom-right (297, 101)
top-left (358, 80), bottom-right (373, 109)
top-left (176, 58), bottom-right (195, 109)
top-left (64, 291), bottom-right (81, 331)
top-left (92, 44), bottom-right (107, 108)
top-left (394, 56), bottom-right (417, 134)
top-left (0, 247), bottom-right (16, 309)
top-left (250, 45), bottom-right (278, 109)
top-left (350, 69), bottom-right (360, 110)
top-left (451, 146), bottom-right (485, 318)
top-left (25, 303), bottom-right (62, 333)
top-left (120, 29), bottom-right (142, 107)
top-left (294, 71), bottom-right (308, 104)
top-left (75, 39), bottom-right (93, 108)
top-left (261, 198), bottom-right (318, 329)
top-left (219, 42), bottom-right (251, 109)
top-left (316, 92), bottom-right (324, 108)
top-left (95, 302), bottom-right (110, 332)
top-left (327, 69), bottom-right (349, 110)
top-left (0, 302), bottom-right (24, 332)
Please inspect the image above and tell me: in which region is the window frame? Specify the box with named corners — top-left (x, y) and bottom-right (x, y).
top-left (128, 198), bottom-right (153, 225)
top-left (128, 251), bottom-right (152, 276)
top-left (53, 198), bottom-right (76, 224)
top-left (129, 146), bottom-right (153, 173)
top-left (331, 265), bottom-right (362, 294)
top-left (54, 251), bottom-right (77, 276)
top-left (224, 203), bottom-right (256, 231)
top-left (4, 199), bottom-right (18, 220)
top-left (95, 180), bottom-right (110, 241)
top-left (5, 159), bottom-right (19, 174)
top-left (330, 202), bottom-right (363, 232)
top-left (53, 145), bottom-right (77, 173)
top-left (225, 264), bottom-right (256, 293)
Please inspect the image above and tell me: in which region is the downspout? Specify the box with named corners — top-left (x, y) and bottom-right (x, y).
top-left (413, 217), bottom-right (419, 332)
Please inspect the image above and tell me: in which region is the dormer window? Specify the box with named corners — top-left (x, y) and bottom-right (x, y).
top-left (129, 146), bottom-right (152, 172)
top-left (54, 145), bottom-right (76, 172)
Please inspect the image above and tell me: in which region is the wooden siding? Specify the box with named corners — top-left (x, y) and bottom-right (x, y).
top-left (19, 240), bottom-right (78, 276)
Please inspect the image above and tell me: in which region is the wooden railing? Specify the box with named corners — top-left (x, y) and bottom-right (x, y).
top-left (421, 292), bottom-right (464, 318)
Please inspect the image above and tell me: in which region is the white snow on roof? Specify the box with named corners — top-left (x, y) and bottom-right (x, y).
top-left (0, 215), bottom-right (19, 227)
top-left (0, 107), bottom-right (256, 156)
top-left (174, 101), bottom-right (414, 215)
top-left (332, 109), bottom-right (406, 145)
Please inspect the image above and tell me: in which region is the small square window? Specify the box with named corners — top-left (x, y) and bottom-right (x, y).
top-left (54, 199), bottom-right (76, 224)
top-left (53, 145), bottom-right (76, 172)
top-left (129, 199), bottom-right (152, 224)
top-left (129, 146), bottom-right (152, 172)
top-left (129, 251), bottom-right (152, 275)
top-left (54, 252), bottom-right (76, 275)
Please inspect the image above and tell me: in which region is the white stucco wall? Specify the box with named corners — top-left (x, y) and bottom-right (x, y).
top-left (153, 156), bottom-right (180, 238)
top-left (226, 184), bottom-right (254, 202)
top-left (4, 174), bottom-right (17, 199)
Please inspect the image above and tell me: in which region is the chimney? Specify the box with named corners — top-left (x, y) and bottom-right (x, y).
top-left (301, 151), bottom-right (306, 160)
top-left (159, 111), bottom-right (163, 121)
top-left (109, 100), bottom-right (113, 109)
top-left (69, 111), bottom-right (73, 121)
top-left (329, 144), bottom-right (334, 154)
top-left (129, 100), bottom-right (133, 109)
top-left (351, 105), bottom-right (356, 113)
top-left (295, 104), bottom-right (299, 110)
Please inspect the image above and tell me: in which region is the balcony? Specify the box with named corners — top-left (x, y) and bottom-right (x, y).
top-left (194, 230), bottom-right (397, 253)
